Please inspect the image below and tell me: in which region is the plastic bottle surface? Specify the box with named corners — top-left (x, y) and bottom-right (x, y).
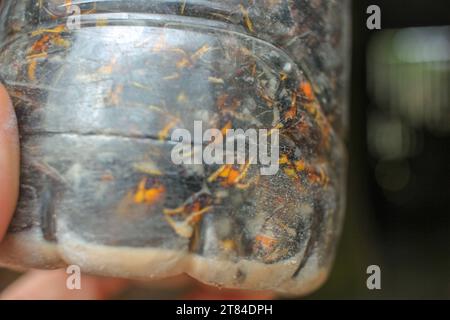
top-left (0, 0), bottom-right (350, 295)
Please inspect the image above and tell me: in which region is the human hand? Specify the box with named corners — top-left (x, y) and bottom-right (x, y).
top-left (0, 84), bottom-right (273, 300)
top-left (0, 83), bottom-right (145, 299)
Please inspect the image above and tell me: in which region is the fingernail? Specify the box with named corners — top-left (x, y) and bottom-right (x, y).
top-left (0, 84), bottom-right (20, 241)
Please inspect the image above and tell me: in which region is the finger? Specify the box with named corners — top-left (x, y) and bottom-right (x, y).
top-left (183, 279), bottom-right (275, 300)
top-left (131, 275), bottom-right (276, 299)
top-left (0, 83), bottom-right (20, 241)
top-left (0, 269), bottom-right (128, 300)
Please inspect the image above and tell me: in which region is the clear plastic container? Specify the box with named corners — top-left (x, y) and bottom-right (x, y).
top-left (0, 0), bottom-right (350, 295)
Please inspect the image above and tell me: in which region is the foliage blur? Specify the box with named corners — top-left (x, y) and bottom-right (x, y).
top-left (309, 0), bottom-right (449, 299)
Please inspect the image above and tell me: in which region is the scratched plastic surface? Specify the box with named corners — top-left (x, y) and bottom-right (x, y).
top-left (0, 1), bottom-right (350, 295)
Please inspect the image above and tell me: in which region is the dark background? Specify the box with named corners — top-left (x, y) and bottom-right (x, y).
top-left (309, 0), bottom-right (450, 299)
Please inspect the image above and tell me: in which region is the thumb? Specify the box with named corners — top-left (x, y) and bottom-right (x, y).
top-left (0, 84), bottom-right (20, 241)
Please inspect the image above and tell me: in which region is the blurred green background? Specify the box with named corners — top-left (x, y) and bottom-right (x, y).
top-left (308, 0), bottom-right (450, 299)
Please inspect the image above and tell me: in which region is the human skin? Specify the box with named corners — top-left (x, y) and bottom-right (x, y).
top-left (0, 84), bottom-right (273, 300)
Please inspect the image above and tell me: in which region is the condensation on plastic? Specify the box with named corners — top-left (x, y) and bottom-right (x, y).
top-left (0, 0), bottom-right (350, 295)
